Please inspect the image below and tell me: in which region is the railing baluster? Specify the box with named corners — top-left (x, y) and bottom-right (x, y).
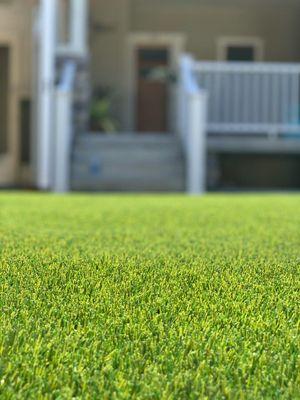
top-left (223, 71), bottom-right (231, 125)
top-left (206, 72), bottom-right (214, 122)
top-left (243, 67), bottom-right (250, 124)
top-left (291, 72), bottom-right (299, 127)
top-left (271, 71), bottom-right (279, 126)
top-left (250, 71), bottom-right (262, 124)
top-left (215, 69), bottom-right (222, 124)
top-left (281, 71), bottom-right (289, 127)
top-left (262, 72), bottom-right (269, 125)
top-left (233, 71), bottom-right (239, 124)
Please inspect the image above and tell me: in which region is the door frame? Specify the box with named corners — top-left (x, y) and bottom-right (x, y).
top-left (0, 31), bottom-right (20, 185)
top-left (125, 32), bottom-right (186, 133)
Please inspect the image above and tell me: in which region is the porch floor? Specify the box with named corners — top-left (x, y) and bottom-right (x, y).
top-left (208, 134), bottom-right (300, 154)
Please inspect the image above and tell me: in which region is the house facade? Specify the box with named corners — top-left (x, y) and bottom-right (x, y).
top-left (1, 0), bottom-right (300, 192)
top-left (92, 0), bottom-right (300, 132)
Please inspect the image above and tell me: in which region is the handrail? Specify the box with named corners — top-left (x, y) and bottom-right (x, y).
top-left (180, 55), bottom-right (201, 95)
top-left (194, 61), bottom-right (300, 74)
top-left (57, 61), bottom-right (77, 92)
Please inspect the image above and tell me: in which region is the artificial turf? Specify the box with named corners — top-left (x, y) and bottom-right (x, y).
top-left (0, 193), bottom-right (299, 399)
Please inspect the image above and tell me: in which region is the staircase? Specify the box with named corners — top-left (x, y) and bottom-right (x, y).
top-left (71, 134), bottom-right (186, 192)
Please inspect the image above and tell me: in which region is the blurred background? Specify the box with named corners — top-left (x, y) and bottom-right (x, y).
top-left (1, 0), bottom-right (300, 194)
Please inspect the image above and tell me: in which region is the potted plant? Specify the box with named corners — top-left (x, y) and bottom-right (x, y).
top-left (90, 87), bottom-right (119, 133)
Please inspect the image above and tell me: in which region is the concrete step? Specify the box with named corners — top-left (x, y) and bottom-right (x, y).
top-left (71, 134), bottom-right (186, 192)
top-left (75, 133), bottom-right (181, 146)
top-left (73, 148), bottom-right (183, 163)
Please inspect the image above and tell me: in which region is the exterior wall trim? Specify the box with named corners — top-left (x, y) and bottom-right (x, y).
top-left (125, 32), bottom-right (186, 132)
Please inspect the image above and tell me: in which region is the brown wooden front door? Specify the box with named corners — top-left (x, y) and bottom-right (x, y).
top-left (136, 47), bottom-right (169, 133)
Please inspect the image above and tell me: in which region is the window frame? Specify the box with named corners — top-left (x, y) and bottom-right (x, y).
top-left (217, 37), bottom-right (264, 62)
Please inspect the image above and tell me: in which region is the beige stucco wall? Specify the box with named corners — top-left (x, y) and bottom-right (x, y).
top-left (0, 0), bottom-right (34, 98)
top-left (89, 0), bottom-right (130, 126)
top-left (0, 0), bottom-right (34, 184)
top-left (130, 0), bottom-right (300, 62)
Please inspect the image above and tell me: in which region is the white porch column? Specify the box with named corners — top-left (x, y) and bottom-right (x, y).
top-left (36, 0), bottom-right (57, 189)
top-left (187, 91), bottom-right (208, 195)
top-left (53, 61), bottom-right (76, 193)
top-left (178, 54), bottom-right (208, 195)
top-left (54, 88), bottom-right (72, 193)
top-left (69, 0), bottom-right (89, 56)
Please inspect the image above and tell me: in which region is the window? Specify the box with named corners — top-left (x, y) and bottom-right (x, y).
top-left (0, 46), bottom-right (9, 155)
top-left (217, 37), bottom-right (264, 62)
top-left (20, 99), bottom-right (31, 164)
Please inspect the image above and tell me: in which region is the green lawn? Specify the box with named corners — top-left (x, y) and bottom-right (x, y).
top-left (0, 194), bottom-right (299, 399)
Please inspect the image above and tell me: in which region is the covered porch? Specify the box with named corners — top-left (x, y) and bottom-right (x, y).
top-left (33, 0), bottom-right (300, 193)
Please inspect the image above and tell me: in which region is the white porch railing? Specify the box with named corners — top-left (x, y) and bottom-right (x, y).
top-left (178, 55), bottom-right (208, 195)
top-left (194, 61), bottom-right (300, 135)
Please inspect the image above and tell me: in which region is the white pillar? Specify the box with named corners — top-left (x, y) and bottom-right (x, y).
top-left (53, 61), bottom-right (76, 193)
top-left (36, 0), bottom-right (57, 189)
top-left (54, 90), bottom-right (72, 193)
top-left (70, 0), bottom-right (88, 56)
top-left (187, 91), bottom-right (208, 195)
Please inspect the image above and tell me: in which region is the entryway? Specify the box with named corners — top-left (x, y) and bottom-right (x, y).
top-left (136, 46), bottom-right (169, 132)
top-left (126, 33), bottom-right (185, 134)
